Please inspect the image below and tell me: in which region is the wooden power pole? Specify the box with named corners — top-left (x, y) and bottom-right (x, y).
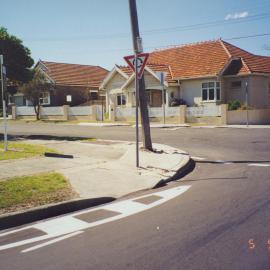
top-left (128, 0), bottom-right (153, 151)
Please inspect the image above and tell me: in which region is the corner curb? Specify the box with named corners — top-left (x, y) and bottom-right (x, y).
top-left (153, 158), bottom-right (195, 188)
top-left (0, 197), bottom-right (115, 231)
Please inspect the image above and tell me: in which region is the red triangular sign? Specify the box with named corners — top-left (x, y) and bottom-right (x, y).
top-left (124, 53), bottom-right (149, 79)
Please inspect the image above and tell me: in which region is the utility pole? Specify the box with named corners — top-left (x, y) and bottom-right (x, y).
top-left (128, 0), bottom-right (153, 151)
top-left (0, 55), bottom-right (8, 151)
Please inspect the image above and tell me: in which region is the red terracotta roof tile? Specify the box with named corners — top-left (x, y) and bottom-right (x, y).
top-left (147, 40), bottom-right (270, 79)
top-left (40, 61), bottom-right (108, 88)
top-left (117, 63), bottom-right (173, 80)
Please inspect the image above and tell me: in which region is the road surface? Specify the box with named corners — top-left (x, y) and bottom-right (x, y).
top-left (0, 123), bottom-right (270, 269)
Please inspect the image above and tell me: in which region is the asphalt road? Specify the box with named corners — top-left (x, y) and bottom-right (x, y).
top-left (1, 123), bottom-right (270, 270)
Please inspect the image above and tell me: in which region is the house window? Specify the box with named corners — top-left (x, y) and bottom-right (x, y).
top-left (90, 90), bottom-right (98, 100)
top-left (117, 94), bottom-right (126, 106)
top-left (202, 82), bottom-right (221, 102)
top-left (39, 92), bottom-right (50, 105)
top-left (231, 81), bottom-right (242, 89)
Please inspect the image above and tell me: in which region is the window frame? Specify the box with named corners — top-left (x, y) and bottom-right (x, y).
top-left (39, 92), bottom-right (50, 105)
top-left (201, 81), bottom-right (221, 102)
top-left (116, 94), bottom-right (126, 107)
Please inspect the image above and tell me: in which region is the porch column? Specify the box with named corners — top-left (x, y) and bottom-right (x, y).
top-left (109, 103), bottom-right (116, 122)
top-left (179, 105), bottom-right (186, 124)
top-left (221, 104), bottom-right (228, 125)
top-left (165, 89), bottom-right (169, 107)
top-left (12, 105), bottom-right (16, 120)
top-left (63, 105), bottom-right (69, 121)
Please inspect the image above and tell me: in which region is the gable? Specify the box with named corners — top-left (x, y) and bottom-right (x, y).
top-left (123, 68), bottom-right (165, 91)
top-left (106, 72), bottom-right (127, 89)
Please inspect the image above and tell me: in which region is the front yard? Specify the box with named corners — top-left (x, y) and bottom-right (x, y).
top-left (0, 172), bottom-right (77, 215)
top-left (0, 141), bottom-right (58, 161)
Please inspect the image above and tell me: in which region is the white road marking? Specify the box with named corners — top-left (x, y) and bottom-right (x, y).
top-left (191, 156), bottom-right (206, 160)
top-left (248, 163), bottom-right (270, 167)
top-left (0, 185), bottom-right (191, 252)
top-left (21, 231), bottom-right (84, 253)
top-left (34, 216), bottom-right (89, 235)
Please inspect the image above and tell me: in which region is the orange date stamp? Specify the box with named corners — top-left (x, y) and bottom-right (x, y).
top-left (248, 239), bottom-right (270, 250)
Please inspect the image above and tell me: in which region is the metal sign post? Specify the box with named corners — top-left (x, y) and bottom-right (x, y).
top-left (160, 72), bottom-right (166, 125)
top-left (245, 81), bottom-right (249, 127)
top-left (135, 54), bottom-right (139, 167)
top-left (124, 52), bottom-right (149, 167)
top-left (0, 55), bottom-right (8, 151)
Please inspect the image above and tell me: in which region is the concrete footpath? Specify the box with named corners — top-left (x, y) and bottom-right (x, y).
top-left (0, 139), bottom-right (190, 199)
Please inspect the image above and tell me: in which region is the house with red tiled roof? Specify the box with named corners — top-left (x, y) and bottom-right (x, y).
top-left (11, 60), bottom-right (108, 107)
top-left (100, 39), bottom-right (270, 120)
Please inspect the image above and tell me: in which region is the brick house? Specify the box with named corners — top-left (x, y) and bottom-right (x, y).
top-left (10, 60), bottom-right (108, 107)
top-left (100, 39), bottom-right (270, 119)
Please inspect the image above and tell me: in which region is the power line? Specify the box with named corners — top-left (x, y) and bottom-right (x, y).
top-left (77, 32), bottom-right (270, 54)
top-left (225, 32), bottom-right (270, 41)
top-left (25, 12), bottom-right (270, 42)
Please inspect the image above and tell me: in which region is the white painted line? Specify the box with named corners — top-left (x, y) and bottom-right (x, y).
top-left (104, 201), bottom-right (145, 215)
top-left (191, 156), bottom-right (206, 160)
top-left (21, 231), bottom-right (83, 253)
top-left (248, 163), bottom-right (270, 167)
top-left (0, 235), bottom-right (53, 251)
top-left (34, 216), bottom-right (89, 235)
top-left (0, 185), bottom-right (191, 252)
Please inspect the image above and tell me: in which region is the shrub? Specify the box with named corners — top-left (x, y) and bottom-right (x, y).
top-left (170, 98), bottom-right (186, 107)
top-left (228, 100), bottom-right (241, 110)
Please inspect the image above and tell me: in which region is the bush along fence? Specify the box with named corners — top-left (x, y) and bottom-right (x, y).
top-left (12, 105), bottom-right (104, 121)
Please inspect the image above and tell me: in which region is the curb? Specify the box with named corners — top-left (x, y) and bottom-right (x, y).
top-left (0, 140), bottom-right (193, 231)
top-left (0, 197), bottom-right (115, 231)
top-left (153, 158), bottom-right (195, 188)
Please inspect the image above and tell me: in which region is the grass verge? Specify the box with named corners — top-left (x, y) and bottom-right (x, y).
top-left (0, 172), bottom-right (76, 215)
top-left (0, 141), bottom-right (58, 161)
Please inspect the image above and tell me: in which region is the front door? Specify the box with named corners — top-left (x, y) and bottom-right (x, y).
top-left (151, 90), bottom-right (162, 107)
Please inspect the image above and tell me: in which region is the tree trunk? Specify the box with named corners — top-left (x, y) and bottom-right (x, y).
top-left (34, 105), bottom-right (40, 120)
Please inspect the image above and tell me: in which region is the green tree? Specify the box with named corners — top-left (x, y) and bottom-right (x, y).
top-left (0, 27), bottom-right (34, 91)
top-left (19, 71), bottom-right (52, 120)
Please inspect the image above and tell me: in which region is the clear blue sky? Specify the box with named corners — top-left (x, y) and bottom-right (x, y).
top-left (1, 0), bottom-right (270, 70)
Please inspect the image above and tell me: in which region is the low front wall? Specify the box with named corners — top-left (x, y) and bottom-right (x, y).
top-left (13, 105), bottom-right (101, 121)
top-left (186, 116), bottom-right (222, 125)
top-left (227, 109), bottom-right (270, 124)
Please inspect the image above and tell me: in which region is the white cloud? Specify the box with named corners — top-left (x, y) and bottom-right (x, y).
top-left (225, 11), bottom-right (249, 20)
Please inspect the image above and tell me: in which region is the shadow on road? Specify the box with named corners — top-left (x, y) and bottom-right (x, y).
top-left (196, 160), bottom-right (270, 164)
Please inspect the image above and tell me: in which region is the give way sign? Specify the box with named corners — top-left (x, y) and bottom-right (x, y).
top-left (124, 53), bottom-right (149, 79)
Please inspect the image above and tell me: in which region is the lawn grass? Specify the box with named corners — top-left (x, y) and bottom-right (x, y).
top-left (0, 141), bottom-right (58, 161)
top-left (0, 172), bottom-right (76, 214)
